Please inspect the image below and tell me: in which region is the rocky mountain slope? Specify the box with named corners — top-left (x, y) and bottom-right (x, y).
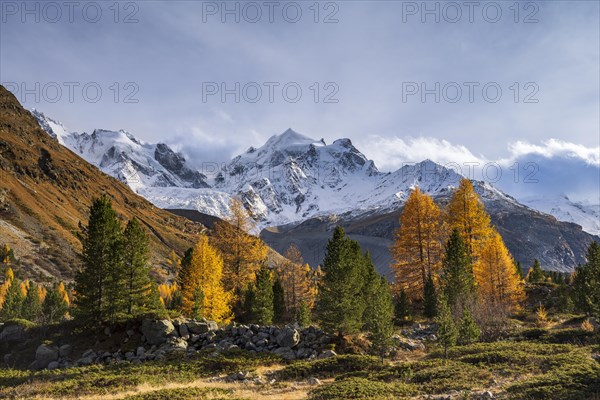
top-left (33, 113), bottom-right (599, 273)
top-left (0, 87), bottom-right (204, 280)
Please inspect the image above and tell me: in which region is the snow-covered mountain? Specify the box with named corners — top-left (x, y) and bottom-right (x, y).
top-left (32, 110), bottom-right (598, 236)
top-left (31, 110), bottom-right (210, 192)
top-left (521, 195), bottom-right (600, 236)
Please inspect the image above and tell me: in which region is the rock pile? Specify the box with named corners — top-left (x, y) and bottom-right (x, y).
top-left (27, 318), bottom-right (334, 370)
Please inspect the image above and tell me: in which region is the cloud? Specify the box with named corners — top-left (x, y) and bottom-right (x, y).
top-left (504, 139), bottom-right (600, 166)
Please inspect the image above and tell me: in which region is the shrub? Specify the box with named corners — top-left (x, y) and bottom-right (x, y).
top-left (309, 378), bottom-right (414, 400)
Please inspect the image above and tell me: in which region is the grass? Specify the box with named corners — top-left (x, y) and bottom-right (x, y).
top-left (122, 387), bottom-right (243, 400)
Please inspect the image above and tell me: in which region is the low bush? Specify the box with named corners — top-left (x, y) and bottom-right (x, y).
top-left (309, 377), bottom-right (414, 400)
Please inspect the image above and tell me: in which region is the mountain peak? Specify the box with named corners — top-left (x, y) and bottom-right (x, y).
top-left (265, 128), bottom-right (317, 149)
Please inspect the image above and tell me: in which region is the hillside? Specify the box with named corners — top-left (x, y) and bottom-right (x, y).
top-left (0, 85), bottom-right (204, 281)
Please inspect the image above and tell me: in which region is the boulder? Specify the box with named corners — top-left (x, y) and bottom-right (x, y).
top-left (0, 324), bottom-right (24, 341)
top-left (273, 346), bottom-right (296, 360)
top-left (59, 344), bottom-right (72, 358)
top-left (47, 361), bottom-right (60, 370)
top-left (276, 327), bottom-right (300, 348)
top-left (179, 324), bottom-right (190, 338)
top-left (187, 321), bottom-right (210, 334)
top-left (35, 344), bottom-right (59, 370)
top-left (142, 319), bottom-right (176, 345)
top-left (308, 377), bottom-right (322, 386)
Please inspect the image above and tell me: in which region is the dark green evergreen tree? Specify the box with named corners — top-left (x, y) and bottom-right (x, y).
top-left (75, 195), bottom-right (124, 322)
top-left (122, 218), bottom-right (151, 315)
top-left (572, 242), bottom-right (600, 318)
top-left (21, 283), bottom-right (42, 322)
top-left (316, 226), bottom-right (367, 336)
top-left (458, 307), bottom-right (480, 345)
top-left (435, 296), bottom-right (457, 358)
top-left (365, 276), bottom-right (395, 361)
top-left (241, 284), bottom-right (256, 323)
top-left (252, 266), bottom-right (274, 325)
top-left (147, 282), bottom-right (168, 318)
top-left (423, 272), bottom-right (438, 319)
top-left (296, 301), bottom-right (311, 328)
top-left (394, 287), bottom-right (411, 325)
top-left (1, 280), bottom-right (24, 320)
top-left (440, 230), bottom-right (475, 315)
top-left (191, 287), bottom-right (204, 320)
top-left (272, 276), bottom-right (286, 324)
top-left (42, 284), bottom-right (68, 324)
top-left (514, 261), bottom-right (525, 279)
top-left (528, 259), bottom-right (545, 283)
top-left (177, 247), bottom-right (194, 291)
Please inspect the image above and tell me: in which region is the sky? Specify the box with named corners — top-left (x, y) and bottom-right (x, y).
top-left (1, 0), bottom-right (599, 201)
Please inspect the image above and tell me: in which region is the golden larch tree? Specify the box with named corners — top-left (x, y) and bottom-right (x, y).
top-left (211, 198), bottom-right (267, 302)
top-left (181, 235), bottom-right (232, 323)
top-left (446, 179), bottom-right (494, 264)
top-left (475, 230), bottom-right (525, 309)
top-left (391, 187), bottom-right (445, 300)
top-left (277, 245), bottom-right (313, 316)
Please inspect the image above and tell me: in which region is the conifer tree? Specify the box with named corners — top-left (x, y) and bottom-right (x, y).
top-left (296, 301), bottom-right (311, 327)
top-left (191, 288), bottom-right (204, 320)
top-left (147, 282), bottom-right (168, 318)
top-left (211, 198), bottom-right (268, 311)
top-left (122, 218), bottom-right (151, 315)
top-left (475, 230), bottom-right (525, 310)
top-left (514, 261), bottom-right (525, 279)
top-left (272, 277), bottom-right (287, 324)
top-left (394, 287), bottom-right (411, 324)
top-left (440, 229), bottom-right (475, 315)
top-left (177, 247), bottom-right (194, 291)
top-left (42, 284), bottom-right (69, 324)
top-left (1, 279), bottom-right (24, 320)
top-left (252, 265), bottom-right (274, 325)
top-left (242, 284), bottom-right (256, 323)
top-left (423, 273), bottom-right (438, 319)
top-left (75, 195), bottom-right (124, 322)
top-left (21, 282), bottom-right (42, 322)
top-left (391, 188), bottom-right (444, 300)
top-left (446, 179), bottom-right (494, 264)
top-left (527, 259), bottom-right (545, 283)
top-left (316, 227), bottom-right (367, 336)
top-left (278, 245), bottom-right (312, 320)
top-left (365, 276), bottom-right (395, 361)
top-left (435, 296), bottom-right (457, 358)
top-left (181, 235), bottom-right (232, 322)
top-left (572, 242), bottom-right (600, 318)
top-left (458, 307), bottom-right (480, 345)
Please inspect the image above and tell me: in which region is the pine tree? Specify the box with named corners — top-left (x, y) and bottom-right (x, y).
top-left (1, 279), bottom-right (24, 320)
top-left (147, 282), bottom-right (168, 318)
top-left (278, 245), bottom-right (312, 320)
top-left (272, 277), bottom-right (287, 324)
top-left (42, 284), bottom-right (69, 324)
top-left (191, 288), bottom-right (204, 320)
top-left (211, 198), bottom-right (268, 312)
top-left (122, 218), bottom-right (151, 315)
top-left (21, 282), bottom-right (42, 322)
top-left (458, 307), bottom-right (480, 345)
top-left (394, 287), bottom-right (411, 324)
top-left (527, 259), bottom-right (545, 283)
top-left (440, 229), bottom-right (475, 315)
top-left (446, 179), bottom-right (494, 264)
top-left (365, 276), bottom-right (395, 361)
top-left (252, 265), bottom-right (274, 325)
top-left (435, 296), bottom-right (457, 358)
top-left (177, 248), bottom-right (194, 291)
top-left (75, 195), bottom-right (125, 322)
top-left (514, 261), bottom-right (525, 279)
top-left (475, 230), bottom-right (525, 310)
top-left (423, 273), bottom-right (438, 319)
top-left (241, 284), bottom-right (256, 323)
top-left (315, 227), bottom-right (367, 336)
top-left (181, 235), bottom-right (232, 322)
top-left (296, 301), bottom-right (311, 327)
top-left (572, 242), bottom-right (600, 318)
top-left (391, 188), bottom-right (444, 301)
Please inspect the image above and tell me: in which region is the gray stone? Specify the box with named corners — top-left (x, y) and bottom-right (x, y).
top-left (59, 344), bottom-right (72, 358)
top-left (136, 346), bottom-right (145, 357)
top-left (35, 344), bottom-right (59, 370)
top-left (0, 324), bottom-right (24, 341)
top-left (245, 341), bottom-right (258, 352)
top-left (47, 361), bottom-right (60, 370)
top-left (308, 377), bottom-right (322, 386)
top-left (187, 321), bottom-right (210, 334)
top-left (276, 328), bottom-right (300, 348)
top-left (273, 346), bottom-right (296, 360)
top-left (77, 356), bottom-right (95, 366)
top-left (142, 319), bottom-right (176, 345)
top-left (318, 350), bottom-right (337, 359)
top-left (179, 324), bottom-right (190, 338)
